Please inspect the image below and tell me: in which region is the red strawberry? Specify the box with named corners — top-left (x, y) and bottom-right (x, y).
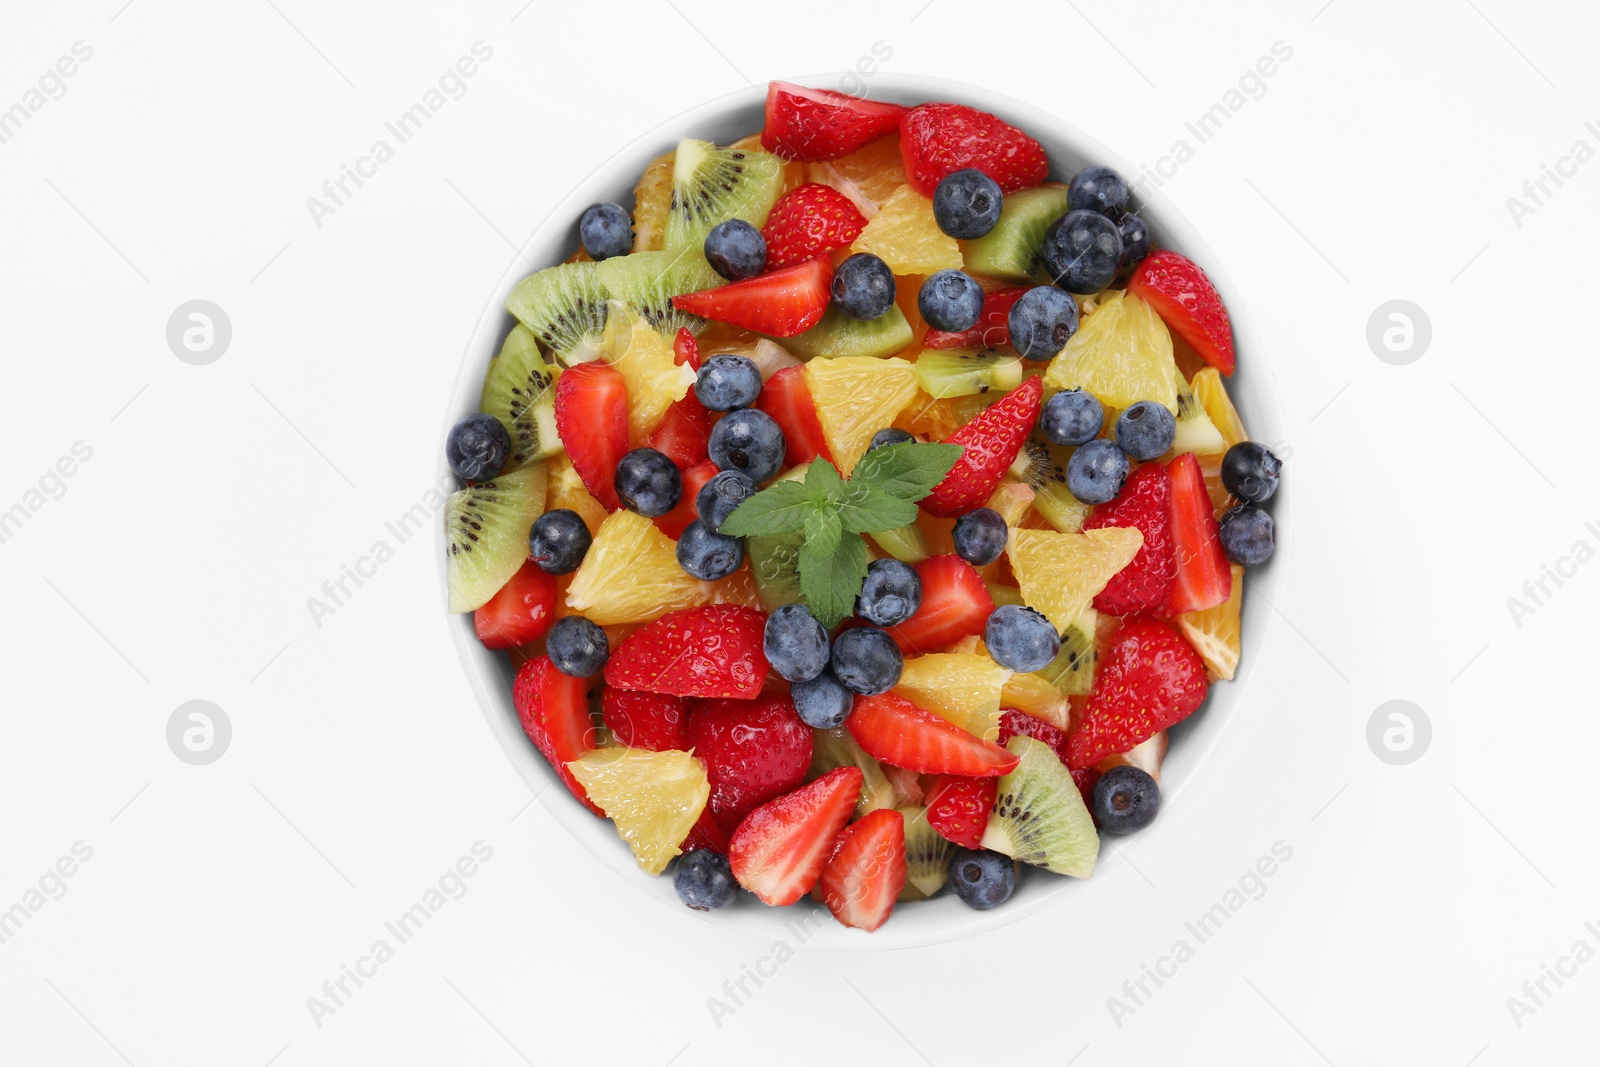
top-left (673, 327), bottom-right (702, 371)
top-left (679, 805), bottom-right (729, 855)
top-left (998, 708), bottom-right (1069, 760)
top-left (729, 766), bottom-right (863, 906)
top-left (922, 375), bottom-right (1042, 517)
top-left (653, 458), bottom-right (717, 540)
top-left (554, 361), bottom-right (628, 511)
top-left (847, 692), bottom-right (1020, 776)
top-left (473, 560), bottom-right (557, 650)
top-left (1066, 618), bottom-right (1208, 768)
top-left (755, 365), bottom-right (832, 468)
top-left (688, 695), bottom-right (814, 834)
top-left (762, 183), bottom-right (867, 269)
top-left (761, 81), bottom-right (908, 162)
top-left (816, 808), bottom-right (906, 931)
top-left (672, 257), bottom-right (832, 337)
top-left (605, 605), bottom-right (770, 699)
top-left (1127, 251), bottom-right (1235, 375)
top-left (921, 286), bottom-right (1029, 349)
top-left (1070, 766), bottom-right (1101, 803)
top-left (600, 687), bottom-right (689, 751)
top-left (1164, 453), bottom-right (1232, 615)
top-left (899, 103), bottom-right (1049, 196)
top-left (512, 656), bottom-right (601, 814)
top-left (924, 774), bottom-right (996, 848)
top-left (885, 555), bottom-right (994, 654)
top-left (1082, 463), bottom-right (1177, 615)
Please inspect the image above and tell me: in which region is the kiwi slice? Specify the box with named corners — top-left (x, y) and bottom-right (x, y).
top-left (480, 325), bottom-right (563, 469)
top-left (780, 304), bottom-right (913, 360)
top-left (986, 582), bottom-right (1024, 608)
top-left (1033, 608), bottom-right (1098, 696)
top-left (916, 349), bottom-right (1023, 399)
top-left (1008, 437), bottom-right (1092, 533)
top-left (981, 735), bottom-right (1099, 876)
top-left (899, 806), bottom-right (954, 902)
top-left (594, 248), bottom-right (724, 338)
top-left (810, 728), bottom-right (897, 817)
top-left (1169, 364), bottom-right (1226, 456)
top-left (665, 138), bottom-right (785, 252)
top-left (747, 533), bottom-right (805, 611)
top-left (444, 463), bottom-right (547, 612)
top-left (962, 186), bottom-right (1070, 283)
top-left (868, 523), bottom-right (930, 564)
top-left (505, 260), bottom-right (611, 363)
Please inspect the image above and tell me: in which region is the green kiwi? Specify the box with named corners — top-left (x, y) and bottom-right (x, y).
top-left (594, 248), bottom-right (724, 337)
top-left (747, 534), bottom-right (805, 611)
top-left (986, 582), bottom-right (1024, 608)
top-left (665, 138), bottom-right (785, 252)
top-left (810, 728), bottom-right (897, 818)
top-left (505, 260), bottom-right (610, 363)
top-left (915, 349), bottom-right (1023, 399)
top-left (1008, 437), bottom-right (1092, 533)
top-left (444, 463), bottom-right (547, 612)
top-left (479, 325), bottom-right (563, 469)
top-left (962, 186), bottom-right (1070, 283)
top-left (898, 806), bottom-right (954, 902)
top-left (980, 735), bottom-right (1099, 876)
top-left (779, 303), bottom-right (913, 360)
top-left (1169, 364), bottom-right (1226, 455)
top-left (1033, 608), bottom-right (1097, 696)
top-left (868, 523), bottom-right (930, 564)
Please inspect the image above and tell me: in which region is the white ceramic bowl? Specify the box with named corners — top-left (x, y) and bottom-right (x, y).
top-left (441, 74), bottom-right (1291, 949)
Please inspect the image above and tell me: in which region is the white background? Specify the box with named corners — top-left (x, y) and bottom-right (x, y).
top-left (1, 0), bottom-right (1595, 1063)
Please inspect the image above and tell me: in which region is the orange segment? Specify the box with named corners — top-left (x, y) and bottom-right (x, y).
top-left (565, 510), bottom-right (711, 625)
top-left (546, 453), bottom-right (608, 537)
top-left (1192, 367), bottom-right (1248, 449)
top-left (567, 748), bottom-right (709, 875)
top-left (631, 150), bottom-right (674, 253)
top-left (601, 303), bottom-right (696, 445)
top-left (1044, 290), bottom-right (1178, 410)
top-left (1176, 564), bottom-right (1244, 680)
top-left (803, 356), bottom-right (919, 475)
top-left (808, 135), bottom-right (906, 217)
top-left (1007, 527), bottom-right (1144, 633)
top-left (850, 185), bottom-right (963, 275)
top-left (893, 653), bottom-right (1011, 741)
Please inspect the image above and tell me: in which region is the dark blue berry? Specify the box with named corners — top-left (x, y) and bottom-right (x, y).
top-left (1091, 765), bottom-right (1160, 834)
top-left (1007, 286), bottom-right (1079, 361)
top-left (932, 167), bottom-right (1003, 239)
top-left (1221, 442), bottom-right (1281, 504)
top-left (918, 270), bottom-right (984, 332)
top-left (1116, 401), bottom-right (1177, 461)
top-left (1066, 439), bottom-right (1129, 504)
top-left (1040, 388), bottom-right (1104, 446)
top-left (1118, 214), bottom-right (1150, 273)
top-left (952, 508), bottom-right (1007, 566)
top-left (579, 202), bottom-right (632, 261)
top-left (529, 508), bottom-right (592, 574)
top-left (868, 428), bottom-right (915, 452)
top-left (614, 448), bottom-right (683, 517)
top-left (675, 849), bottom-right (737, 910)
top-left (703, 218), bottom-right (767, 281)
top-left (984, 604), bottom-right (1060, 673)
top-left (1218, 504), bottom-right (1275, 566)
top-left (446, 413), bottom-right (511, 481)
top-left (696, 469), bottom-right (758, 532)
top-left (709, 409), bottom-right (785, 483)
top-left (856, 558), bottom-right (922, 628)
top-left (763, 603), bottom-right (830, 683)
top-left (830, 626), bottom-right (903, 695)
top-left (831, 253), bottom-right (896, 320)
top-left (695, 354), bottom-right (763, 411)
top-left (1039, 209), bottom-right (1123, 295)
top-left (948, 848), bottom-right (1015, 910)
top-left (676, 519), bottom-right (744, 580)
top-left (791, 669), bottom-right (855, 728)
top-left (1067, 165), bottom-right (1130, 219)
top-left (546, 616), bottom-right (608, 677)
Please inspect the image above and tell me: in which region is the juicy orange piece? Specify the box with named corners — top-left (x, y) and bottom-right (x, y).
top-left (1192, 367), bottom-right (1248, 449)
top-left (567, 748), bottom-right (709, 875)
top-left (1177, 564), bottom-right (1244, 680)
top-left (546, 453), bottom-right (609, 536)
top-left (893, 653), bottom-right (1011, 741)
top-left (631, 150), bottom-right (674, 253)
top-left (1044, 290), bottom-right (1178, 410)
top-left (893, 389), bottom-right (997, 440)
top-left (803, 356), bottom-right (919, 475)
top-left (601, 303), bottom-right (696, 445)
top-left (1007, 526), bottom-right (1144, 633)
top-left (850, 185), bottom-right (963, 275)
top-left (565, 510), bottom-right (711, 625)
top-left (808, 135), bottom-right (906, 217)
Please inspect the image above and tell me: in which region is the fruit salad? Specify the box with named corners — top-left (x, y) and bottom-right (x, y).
top-left (444, 80), bottom-right (1283, 932)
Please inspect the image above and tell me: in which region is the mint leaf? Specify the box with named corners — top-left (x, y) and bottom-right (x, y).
top-left (717, 479), bottom-right (819, 538)
top-left (803, 506), bottom-right (842, 557)
top-left (850, 442), bottom-right (963, 502)
top-left (834, 481), bottom-right (918, 534)
top-left (802, 456), bottom-right (845, 504)
top-left (799, 529), bottom-right (870, 629)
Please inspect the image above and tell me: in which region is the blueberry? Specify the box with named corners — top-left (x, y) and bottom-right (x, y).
top-left (614, 448), bottom-right (683, 517)
top-left (948, 848), bottom-right (1016, 910)
top-left (932, 167), bottom-right (1004, 239)
top-left (831, 252), bottom-right (896, 320)
top-left (696, 469), bottom-right (759, 532)
top-left (579, 202), bottom-right (632, 261)
top-left (695, 354), bottom-right (763, 411)
top-left (791, 669), bottom-right (855, 728)
top-left (868, 427), bottom-right (915, 452)
top-left (830, 626), bottom-right (903, 695)
top-left (1117, 214), bottom-right (1151, 273)
top-left (1040, 388), bottom-right (1104, 446)
top-left (1039, 209), bottom-right (1123, 295)
top-left (546, 616), bottom-right (608, 677)
top-left (984, 604), bottom-right (1059, 673)
top-left (1066, 439), bottom-right (1129, 504)
top-left (952, 508), bottom-right (1007, 566)
top-left (674, 849), bottom-right (737, 910)
top-left (709, 409), bottom-right (785, 483)
top-left (1007, 286), bottom-right (1079, 361)
top-left (446, 413), bottom-right (511, 481)
top-left (676, 519), bottom-right (744, 580)
top-left (763, 603), bottom-right (830, 683)
top-left (529, 508), bottom-right (593, 574)
top-left (1067, 165), bottom-right (1130, 219)
top-left (918, 270), bottom-right (984, 332)
top-left (1218, 504), bottom-right (1275, 566)
top-left (1115, 401), bottom-right (1177, 461)
top-left (703, 218), bottom-right (767, 281)
top-left (856, 558), bottom-right (922, 627)
top-left (1220, 442), bottom-right (1281, 504)
top-left (1091, 765), bottom-right (1161, 834)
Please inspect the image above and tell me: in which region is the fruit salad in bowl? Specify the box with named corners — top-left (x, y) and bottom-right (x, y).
top-left (442, 76), bottom-right (1286, 941)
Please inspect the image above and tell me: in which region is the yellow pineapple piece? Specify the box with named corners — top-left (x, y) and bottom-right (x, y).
top-left (850, 185), bottom-right (963, 275)
top-left (1007, 526), bottom-right (1144, 633)
top-left (567, 748), bottom-right (709, 876)
top-left (545, 453), bottom-right (609, 536)
top-left (600, 303), bottom-right (696, 445)
top-left (1177, 564), bottom-right (1244, 680)
top-left (1191, 367), bottom-right (1248, 449)
top-left (1044, 290), bottom-right (1178, 410)
top-left (566, 510), bottom-right (711, 625)
top-left (894, 653), bottom-right (1011, 741)
top-left (630, 150), bottom-right (675, 253)
top-left (802, 356), bottom-right (919, 475)
top-left (808, 135), bottom-right (906, 217)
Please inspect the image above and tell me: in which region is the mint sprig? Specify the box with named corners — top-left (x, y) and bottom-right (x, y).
top-left (718, 443), bottom-right (962, 628)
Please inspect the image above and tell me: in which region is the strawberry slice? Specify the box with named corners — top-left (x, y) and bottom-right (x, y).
top-left (1127, 251), bottom-right (1235, 376)
top-left (473, 560), bottom-right (557, 650)
top-left (729, 766), bottom-right (864, 906)
top-left (921, 286), bottom-right (1029, 349)
top-left (1066, 618), bottom-right (1208, 768)
top-left (998, 708), bottom-right (1069, 760)
top-left (1083, 463), bottom-right (1177, 615)
top-left (648, 391), bottom-right (713, 482)
top-left (688, 695), bottom-right (814, 834)
top-left (512, 656), bottom-right (601, 815)
top-left (653, 457), bottom-right (717, 540)
top-left (899, 103), bottom-right (1049, 196)
top-left (921, 375), bottom-right (1042, 517)
top-left (672, 257), bottom-right (832, 338)
top-left (761, 81), bottom-right (908, 162)
top-left (755, 365), bottom-right (832, 468)
top-left (762, 183), bottom-right (867, 269)
top-left (847, 692), bottom-right (1020, 776)
top-left (924, 774), bottom-right (996, 848)
top-left (554, 361), bottom-right (629, 511)
top-left (816, 808), bottom-right (906, 931)
top-left (672, 327), bottom-right (702, 371)
top-left (679, 805), bottom-right (729, 856)
top-left (600, 687), bottom-right (690, 751)
top-left (1164, 453), bottom-right (1232, 615)
top-left (885, 555), bottom-right (995, 654)
top-left (605, 605), bottom-right (770, 699)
